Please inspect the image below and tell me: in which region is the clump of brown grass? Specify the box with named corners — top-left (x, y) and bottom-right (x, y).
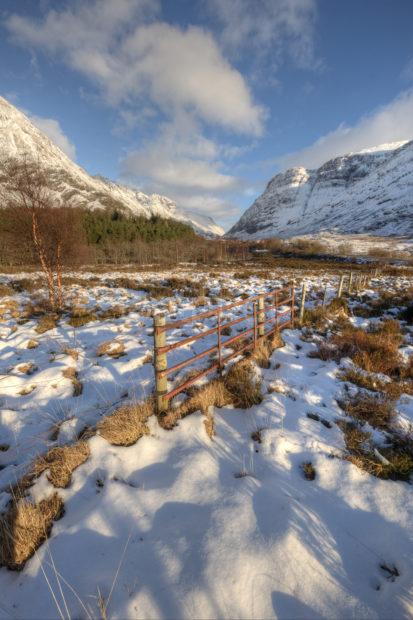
top-left (339, 393), bottom-right (396, 430)
top-left (221, 325), bottom-right (232, 336)
top-left (26, 339), bottom-right (39, 349)
top-left (329, 325), bottom-right (402, 375)
top-left (32, 441), bottom-right (90, 488)
top-left (16, 362), bottom-right (37, 375)
top-left (194, 296), bottom-right (208, 307)
top-left (98, 401), bottom-right (152, 446)
top-left (68, 306), bottom-right (98, 328)
top-left (19, 385), bottom-right (36, 396)
top-left (162, 380), bottom-right (232, 429)
top-left (337, 420), bottom-right (413, 481)
top-left (61, 346), bottom-right (79, 360)
top-left (0, 493), bottom-right (63, 570)
top-left (35, 314), bottom-right (58, 334)
top-left (224, 360), bottom-right (262, 408)
top-left (251, 339), bottom-right (272, 369)
top-left (99, 305), bottom-right (129, 320)
top-left (302, 307), bottom-right (328, 329)
top-left (338, 367), bottom-right (413, 399)
top-left (204, 406), bottom-right (215, 439)
top-left (301, 461), bottom-right (316, 480)
top-left (97, 340), bottom-right (126, 359)
top-left (62, 367), bottom-right (83, 397)
top-left (0, 283), bottom-right (15, 297)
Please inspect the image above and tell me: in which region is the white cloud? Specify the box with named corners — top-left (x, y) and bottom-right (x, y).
top-left (120, 117), bottom-right (241, 219)
top-left (29, 115), bottom-right (76, 160)
top-left (207, 0), bottom-right (319, 70)
top-left (6, 0), bottom-right (264, 135)
top-left (279, 89), bottom-right (413, 169)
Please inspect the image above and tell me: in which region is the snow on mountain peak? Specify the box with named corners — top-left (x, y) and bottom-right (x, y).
top-left (227, 139), bottom-right (413, 239)
top-left (0, 96), bottom-right (224, 237)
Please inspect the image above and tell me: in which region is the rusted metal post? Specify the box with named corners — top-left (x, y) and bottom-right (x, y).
top-left (299, 282), bottom-right (307, 325)
top-left (337, 274), bottom-right (345, 298)
top-left (154, 314), bottom-right (168, 414)
top-left (217, 311), bottom-right (223, 375)
top-left (257, 293), bottom-right (265, 338)
top-left (253, 301), bottom-right (257, 348)
top-left (275, 289), bottom-right (279, 331)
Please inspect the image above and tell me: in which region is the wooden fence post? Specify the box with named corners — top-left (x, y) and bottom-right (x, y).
top-left (322, 284), bottom-right (328, 307)
top-left (348, 271), bottom-right (354, 294)
top-left (299, 282), bottom-right (307, 325)
top-left (337, 274), bottom-right (345, 298)
top-left (257, 293), bottom-right (265, 338)
top-left (154, 314), bottom-right (168, 414)
top-left (291, 284), bottom-right (296, 326)
top-left (253, 301), bottom-right (257, 348)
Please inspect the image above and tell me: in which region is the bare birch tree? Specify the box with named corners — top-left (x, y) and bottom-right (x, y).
top-left (0, 157), bottom-right (86, 310)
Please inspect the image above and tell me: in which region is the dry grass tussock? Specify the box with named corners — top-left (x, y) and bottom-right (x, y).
top-left (0, 493), bottom-right (63, 570)
top-left (204, 405), bottom-right (215, 439)
top-left (302, 298), bottom-right (349, 329)
top-left (97, 340), bottom-right (126, 359)
top-left (339, 367), bottom-right (413, 399)
top-left (161, 380), bottom-right (232, 429)
top-left (26, 339), bottom-right (39, 349)
top-left (32, 441), bottom-right (90, 488)
top-left (337, 420), bottom-right (413, 481)
top-left (223, 359), bottom-right (262, 409)
top-left (68, 306), bottom-right (98, 327)
top-left (339, 393), bottom-right (396, 430)
top-left (62, 367), bottom-right (83, 397)
top-left (97, 400), bottom-right (152, 446)
top-left (311, 320), bottom-right (404, 376)
top-left (35, 314), bottom-right (58, 334)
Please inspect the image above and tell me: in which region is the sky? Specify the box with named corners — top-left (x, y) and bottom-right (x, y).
top-left (1, 0), bottom-right (413, 231)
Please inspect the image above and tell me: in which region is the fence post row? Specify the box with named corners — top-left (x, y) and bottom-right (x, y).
top-left (152, 271), bottom-right (375, 414)
top-left (154, 314), bottom-right (168, 413)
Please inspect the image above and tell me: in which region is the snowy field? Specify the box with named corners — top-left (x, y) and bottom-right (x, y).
top-left (0, 268), bottom-right (412, 619)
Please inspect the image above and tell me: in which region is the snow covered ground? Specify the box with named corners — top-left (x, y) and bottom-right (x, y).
top-left (0, 269), bottom-right (412, 619)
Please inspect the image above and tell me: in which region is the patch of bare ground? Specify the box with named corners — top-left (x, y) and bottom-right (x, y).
top-left (0, 493), bottom-right (64, 570)
top-left (97, 401), bottom-right (152, 446)
top-left (32, 442), bottom-right (90, 488)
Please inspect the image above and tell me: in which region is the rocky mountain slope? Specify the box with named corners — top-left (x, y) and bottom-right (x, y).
top-left (0, 96), bottom-right (223, 237)
top-left (228, 141), bottom-right (413, 240)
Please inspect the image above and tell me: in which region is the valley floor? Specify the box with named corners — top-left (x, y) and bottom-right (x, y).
top-left (0, 269), bottom-right (412, 619)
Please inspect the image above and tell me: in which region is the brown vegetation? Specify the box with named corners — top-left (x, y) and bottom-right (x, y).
top-left (0, 493), bottom-right (63, 570)
top-left (32, 442), bottom-right (90, 488)
top-left (97, 401), bottom-right (151, 446)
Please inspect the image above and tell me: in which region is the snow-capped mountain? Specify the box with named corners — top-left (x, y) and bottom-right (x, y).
top-left (0, 96), bottom-right (224, 237)
top-left (227, 141), bottom-right (413, 239)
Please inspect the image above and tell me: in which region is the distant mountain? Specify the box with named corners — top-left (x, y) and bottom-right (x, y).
top-left (227, 141), bottom-right (413, 240)
top-left (0, 96), bottom-right (224, 237)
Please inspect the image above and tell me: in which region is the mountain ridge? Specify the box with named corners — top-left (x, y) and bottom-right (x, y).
top-left (0, 96), bottom-right (224, 237)
top-left (227, 140), bottom-right (413, 240)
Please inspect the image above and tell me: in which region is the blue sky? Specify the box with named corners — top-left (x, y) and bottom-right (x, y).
top-left (1, 0), bottom-right (413, 230)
